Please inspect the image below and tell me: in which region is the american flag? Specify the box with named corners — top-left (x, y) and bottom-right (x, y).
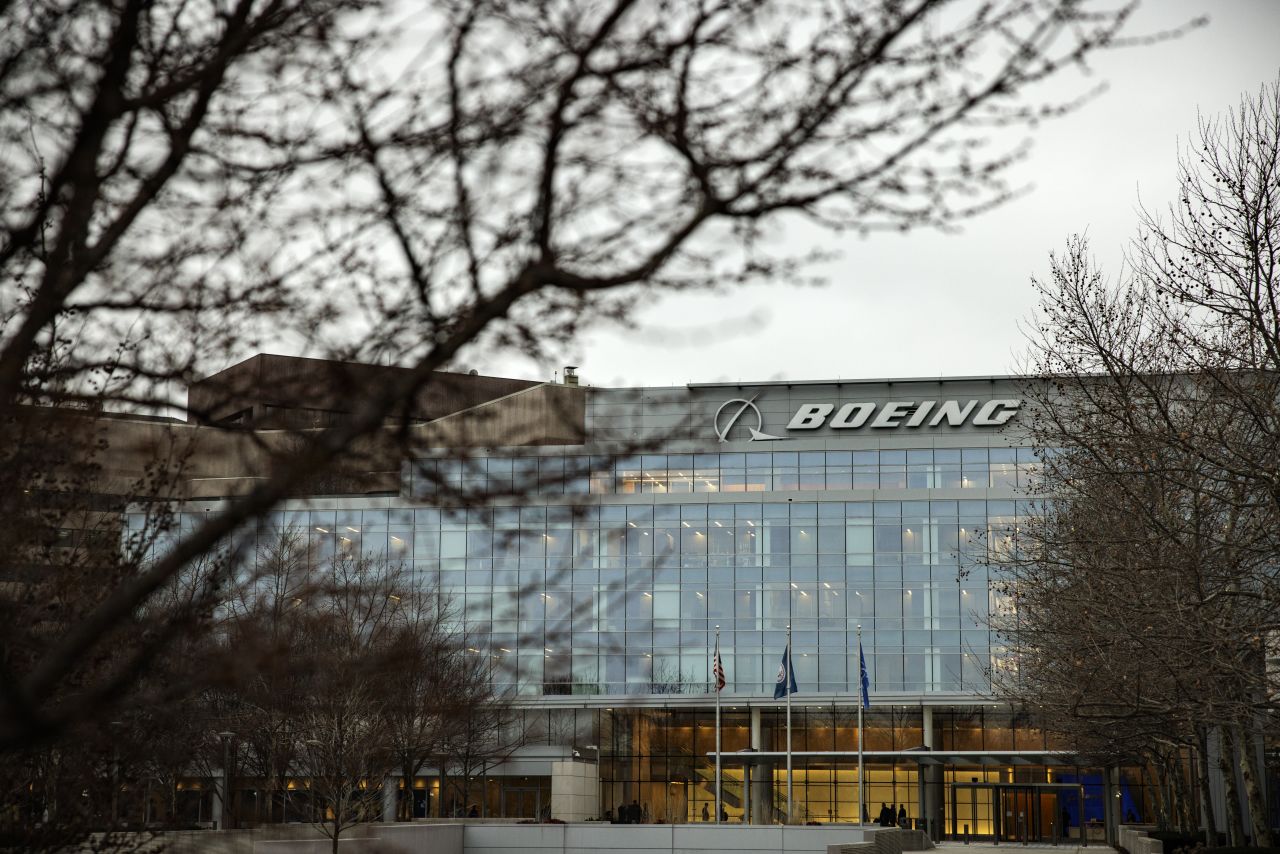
top-left (712, 645), bottom-right (726, 692)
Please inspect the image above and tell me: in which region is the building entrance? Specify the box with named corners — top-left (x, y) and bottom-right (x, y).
top-left (951, 783), bottom-right (1085, 844)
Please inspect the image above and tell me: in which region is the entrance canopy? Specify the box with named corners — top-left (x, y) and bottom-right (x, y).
top-left (705, 750), bottom-right (1077, 766)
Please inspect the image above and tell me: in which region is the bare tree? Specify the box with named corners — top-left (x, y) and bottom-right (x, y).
top-left (380, 590), bottom-right (498, 821)
top-left (298, 682), bottom-right (392, 854)
top-left (0, 0), bottom-right (1168, 753)
top-left (221, 527), bottom-right (326, 826)
top-left (998, 77), bottom-right (1280, 846)
top-left (434, 656), bottom-right (526, 820)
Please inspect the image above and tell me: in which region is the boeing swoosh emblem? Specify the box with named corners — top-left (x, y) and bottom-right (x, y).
top-left (713, 395), bottom-right (786, 443)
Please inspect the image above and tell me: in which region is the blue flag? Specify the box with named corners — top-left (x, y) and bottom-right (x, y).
top-left (773, 645), bottom-right (798, 699)
top-left (858, 641), bottom-right (871, 709)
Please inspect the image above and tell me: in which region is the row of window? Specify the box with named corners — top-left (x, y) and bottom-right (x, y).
top-left (139, 499), bottom-right (1031, 534)
top-left (406, 448), bottom-right (1044, 496)
top-left (598, 706), bottom-right (1059, 753)
top-left (466, 584), bottom-right (999, 624)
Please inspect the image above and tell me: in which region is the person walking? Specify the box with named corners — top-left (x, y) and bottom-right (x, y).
top-left (898, 805), bottom-right (907, 828)
top-left (702, 803), bottom-right (710, 822)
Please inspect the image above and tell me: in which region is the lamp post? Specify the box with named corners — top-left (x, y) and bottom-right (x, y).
top-left (217, 731), bottom-right (235, 831)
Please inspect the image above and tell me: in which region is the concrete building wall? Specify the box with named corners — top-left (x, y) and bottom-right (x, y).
top-left (187, 353), bottom-right (539, 428)
top-left (54, 380), bottom-right (585, 500)
top-left (550, 761), bottom-right (601, 822)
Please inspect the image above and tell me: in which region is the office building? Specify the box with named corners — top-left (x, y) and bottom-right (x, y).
top-left (131, 358), bottom-right (1142, 839)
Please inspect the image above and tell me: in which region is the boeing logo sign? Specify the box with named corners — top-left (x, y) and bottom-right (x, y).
top-left (714, 397), bottom-right (1020, 442)
top-left (714, 395), bottom-right (785, 442)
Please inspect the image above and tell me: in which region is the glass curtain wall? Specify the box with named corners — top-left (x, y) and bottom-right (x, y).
top-left (151, 498), bottom-right (1028, 697)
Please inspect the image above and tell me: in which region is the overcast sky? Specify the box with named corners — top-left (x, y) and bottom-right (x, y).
top-left (485, 0), bottom-right (1280, 389)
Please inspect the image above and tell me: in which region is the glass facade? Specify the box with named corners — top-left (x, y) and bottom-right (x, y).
top-left (597, 706), bottom-right (1079, 827)
top-left (146, 379), bottom-right (1138, 832)
top-left (147, 498), bottom-right (1020, 696)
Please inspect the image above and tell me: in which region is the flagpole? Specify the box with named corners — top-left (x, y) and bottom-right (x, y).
top-left (857, 623), bottom-right (865, 829)
top-left (785, 624), bottom-right (792, 825)
top-left (715, 625), bottom-right (722, 825)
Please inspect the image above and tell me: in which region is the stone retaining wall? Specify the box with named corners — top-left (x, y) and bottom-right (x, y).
top-left (1118, 824), bottom-right (1164, 854)
top-left (98, 821), bottom-right (936, 854)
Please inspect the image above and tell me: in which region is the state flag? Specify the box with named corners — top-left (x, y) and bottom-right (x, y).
top-left (773, 645), bottom-right (798, 699)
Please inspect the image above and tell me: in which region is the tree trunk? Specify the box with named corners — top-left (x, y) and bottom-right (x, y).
top-left (401, 761), bottom-right (414, 821)
top-left (1145, 762), bottom-right (1168, 829)
top-left (1217, 726), bottom-right (1244, 847)
top-left (1234, 723), bottom-right (1273, 847)
top-left (1169, 750), bottom-right (1193, 833)
top-left (265, 757), bottom-right (276, 824)
top-left (1195, 727), bottom-right (1218, 846)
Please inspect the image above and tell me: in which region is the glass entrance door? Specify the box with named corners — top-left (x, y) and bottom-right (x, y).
top-left (950, 782), bottom-right (1086, 842)
top-left (998, 787), bottom-right (1067, 843)
top-left (950, 784), bottom-right (995, 838)
top-left (999, 786), bottom-right (1033, 842)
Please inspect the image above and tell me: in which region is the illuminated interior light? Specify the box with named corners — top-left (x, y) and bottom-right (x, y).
top-left (315, 527), bottom-right (329, 533)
